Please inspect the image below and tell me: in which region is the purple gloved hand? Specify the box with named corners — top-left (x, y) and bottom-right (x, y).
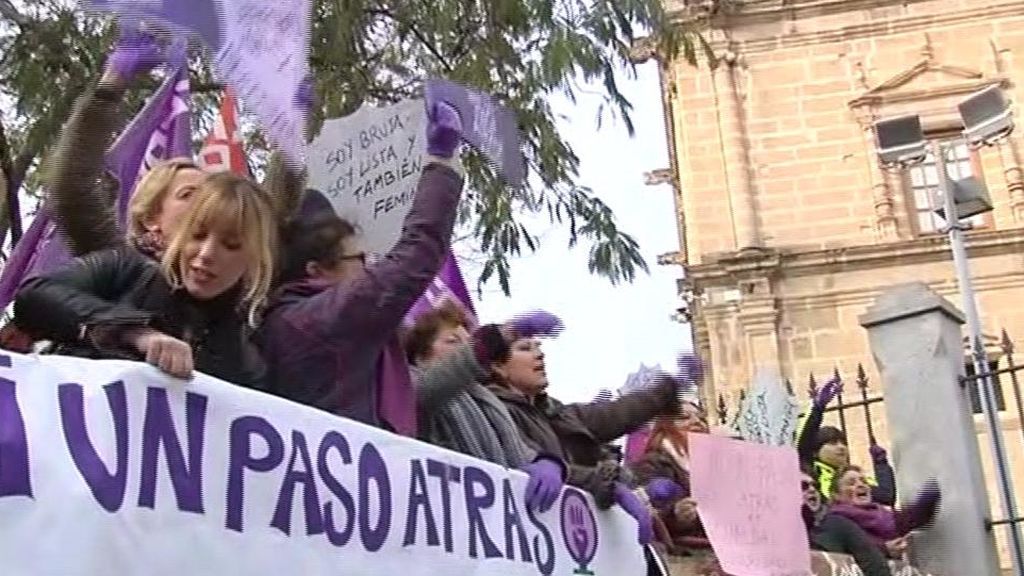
top-left (426, 101), bottom-right (462, 158)
top-left (294, 75), bottom-right (315, 111)
top-left (869, 442), bottom-right (888, 463)
top-left (521, 457), bottom-right (564, 513)
top-left (905, 480), bottom-right (942, 529)
top-left (105, 30), bottom-right (168, 81)
top-left (507, 310), bottom-right (564, 340)
top-left (614, 482), bottom-right (655, 545)
top-left (814, 376), bottom-right (842, 409)
top-left (677, 353), bottom-right (704, 384)
top-left (645, 477), bottom-right (684, 508)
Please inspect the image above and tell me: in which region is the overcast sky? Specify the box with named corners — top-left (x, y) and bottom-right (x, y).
top-left (461, 62), bottom-right (694, 404)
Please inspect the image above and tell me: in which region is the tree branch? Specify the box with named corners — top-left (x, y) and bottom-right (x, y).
top-left (366, 7), bottom-right (454, 72)
top-left (0, 0), bottom-right (28, 27)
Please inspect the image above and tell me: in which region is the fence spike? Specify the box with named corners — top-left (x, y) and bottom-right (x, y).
top-left (808, 373), bottom-right (818, 399)
top-left (832, 366), bottom-right (842, 385)
top-left (856, 363), bottom-right (869, 391)
top-left (785, 378), bottom-right (794, 395)
top-left (1001, 328), bottom-right (1014, 355)
top-left (717, 393), bottom-right (727, 424)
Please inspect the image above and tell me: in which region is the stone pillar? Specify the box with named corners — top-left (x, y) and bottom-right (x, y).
top-left (859, 283), bottom-right (1001, 576)
top-left (712, 52), bottom-right (761, 250)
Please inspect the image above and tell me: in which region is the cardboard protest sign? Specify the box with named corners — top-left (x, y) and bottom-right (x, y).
top-left (425, 79), bottom-right (526, 186)
top-left (212, 0), bottom-right (311, 165)
top-left (81, 0), bottom-right (312, 166)
top-left (736, 368), bottom-right (801, 446)
top-left (0, 351), bottom-right (645, 575)
top-left (306, 99), bottom-right (427, 258)
top-left (690, 434), bottom-right (811, 576)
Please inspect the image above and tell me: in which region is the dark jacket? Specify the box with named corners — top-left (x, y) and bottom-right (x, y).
top-left (257, 160), bottom-right (463, 435)
top-left (13, 246), bottom-right (266, 388)
top-left (489, 377), bottom-right (680, 508)
top-left (804, 506), bottom-right (893, 576)
top-left (631, 449), bottom-right (707, 546)
top-left (827, 499), bottom-right (938, 555)
top-left (797, 402), bottom-right (896, 506)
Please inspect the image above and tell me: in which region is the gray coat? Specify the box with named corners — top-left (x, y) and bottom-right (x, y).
top-left (412, 343), bottom-right (538, 468)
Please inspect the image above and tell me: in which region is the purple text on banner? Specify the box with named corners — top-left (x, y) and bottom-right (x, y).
top-left (403, 252), bottom-right (478, 330)
top-left (689, 434), bottom-right (811, 576)
top-left (0, 66), bottom-right (192, 310)
top-left (424, 79), bottom-right (526, 187)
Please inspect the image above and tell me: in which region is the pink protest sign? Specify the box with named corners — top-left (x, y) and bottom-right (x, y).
top-left (689, 434), bottom-right (811, 576)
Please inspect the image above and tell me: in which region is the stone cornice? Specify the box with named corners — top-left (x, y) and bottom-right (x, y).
top-left (686, 227), bottom-right (1024, 286)
top-left (673, 1), bottom-right (1024, 54)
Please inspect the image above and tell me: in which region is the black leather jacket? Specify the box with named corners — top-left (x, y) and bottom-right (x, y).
top-left (13, 246), bottom-right (266, 389)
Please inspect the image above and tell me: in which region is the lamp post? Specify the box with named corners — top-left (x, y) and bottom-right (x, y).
top-left (874, 84), bottom-right (1024, 576)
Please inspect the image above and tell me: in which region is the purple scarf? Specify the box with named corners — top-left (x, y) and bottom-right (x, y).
top-left (828, 502), bottom-right (898, 543)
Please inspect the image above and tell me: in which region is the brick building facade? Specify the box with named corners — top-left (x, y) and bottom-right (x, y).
top-left (645, 0), bottom-right (1024, 567)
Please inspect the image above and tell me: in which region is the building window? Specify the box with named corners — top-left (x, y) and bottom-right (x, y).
top-left (964, 360), bottom-right (1007, 414)
top-left (906, 139), bottom-right (986, 235)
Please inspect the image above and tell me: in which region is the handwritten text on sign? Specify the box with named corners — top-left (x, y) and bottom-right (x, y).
top-left (0, 353), bottom-right (642, 575)
top-left (307, 99), bottom-right (426, 257)
top-left (214, 0), bottom-right (310, 166)
top-left (690, 434), bottom-right (811, 576)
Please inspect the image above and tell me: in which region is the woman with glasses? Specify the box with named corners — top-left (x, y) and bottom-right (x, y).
top-left (256, 101), bottom-right (465, 436)
top-left (801, 468), bottom-right (893, 576)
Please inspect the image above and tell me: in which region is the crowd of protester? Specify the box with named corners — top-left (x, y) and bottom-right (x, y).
top-left (0, 31), bottom-right (944, 575)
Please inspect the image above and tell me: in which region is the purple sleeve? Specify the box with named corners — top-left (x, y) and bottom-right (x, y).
top-left (285, 162), bottom-right (463, 346)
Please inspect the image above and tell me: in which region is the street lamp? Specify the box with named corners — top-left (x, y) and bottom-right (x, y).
top-left (873, 84), bottom-right (1023, 576)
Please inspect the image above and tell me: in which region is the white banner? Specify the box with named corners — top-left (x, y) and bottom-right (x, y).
top-left (0, 352), bottom-right (643, 575)
top-left (307, 99), bottom-right (427, 259)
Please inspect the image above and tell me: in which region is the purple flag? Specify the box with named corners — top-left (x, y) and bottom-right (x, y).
top-left (425, 79), bottom-right (526, 187)
top-left (403, 252), bottom-right (478, 330)
top-left (0, 66), bottom-right (192, 309)
top-left (80, 0), bottom-right (223, 51)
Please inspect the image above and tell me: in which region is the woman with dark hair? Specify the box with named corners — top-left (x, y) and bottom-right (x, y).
top-left (801, 468), bottom-right (893, 576)
top-left (257, 101), bottom-right (464, 436)
top-left (828, 465), bottom-right (941, 558)
top-left (796, 377), bottom-right (896, 506)
top-left (485, 338), bottom-right (686, 544)
top-left (404, 304), bottom-right (567, 512)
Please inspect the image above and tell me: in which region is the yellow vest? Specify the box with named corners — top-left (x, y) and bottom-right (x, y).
top-left (814, 459), bottom-right (878, 500)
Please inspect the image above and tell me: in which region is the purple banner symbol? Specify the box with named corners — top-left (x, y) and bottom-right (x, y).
top-left (0, 65), bottom-right (192, 309)
top-left (425, 79), bottom-right (526, 187)
top-left (561, 488), bottom-right (599, 575)
top-left (403, 252), bottom-right (478, 330)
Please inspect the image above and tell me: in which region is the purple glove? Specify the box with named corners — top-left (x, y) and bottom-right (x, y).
top-left (507, 310), bottom-right (564, 340)
top-left (426, 101), bottom-right (462, 158)
top-left (645, 478), bottom-right (684, 508)
top-left (869, 443), bottom-right (888, 463)
top-left (521, 457), bottom-right (564, 513)
top-left (294, 75), bottom-right (315, 110)
top-left (814, 376), bottom-right (842, 409)
top-left (105, 30), bottom-right (167, 80)
top-left (677, 353), bottom-right (704, 384)
top-left (614, 482), bottom-right (655, 545)
top-left (904, 480), bottom-right (941, 529)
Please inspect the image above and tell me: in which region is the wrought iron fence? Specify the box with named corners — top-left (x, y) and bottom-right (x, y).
top-left (715, 363), bottom-right (885, 448)
top-left (960, 329), bottom-right (1024, 546)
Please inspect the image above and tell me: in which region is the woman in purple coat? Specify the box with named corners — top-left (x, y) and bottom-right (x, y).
top-left (256, 101), bottom-right (464, 436)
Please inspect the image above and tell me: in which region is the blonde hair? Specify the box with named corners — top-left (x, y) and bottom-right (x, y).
top-left (127, 157), bottom-right (202, 240)
top-left (161, 172), bottom-right (278, 326)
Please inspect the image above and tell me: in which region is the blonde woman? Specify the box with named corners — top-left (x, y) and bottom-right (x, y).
top-left (13, 172), bottom-right (277, 388)
top-left (1, 31), bottom-right (300, 353)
